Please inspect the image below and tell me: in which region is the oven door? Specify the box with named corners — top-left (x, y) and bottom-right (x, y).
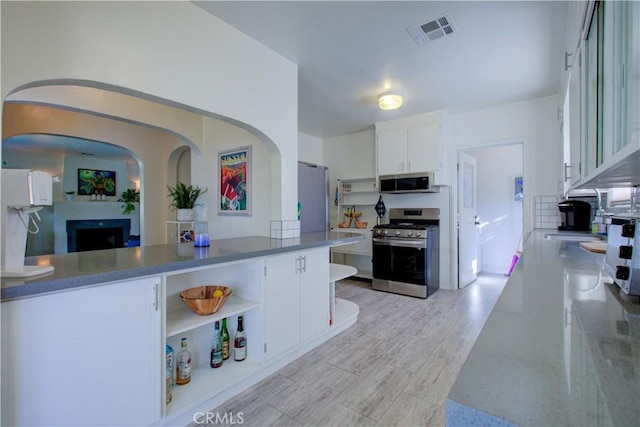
top-left (372, 238), bottom-right (427, 285)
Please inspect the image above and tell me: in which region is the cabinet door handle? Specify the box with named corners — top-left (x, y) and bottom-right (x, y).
top-left (401, 162), bottom-right (405, 172)
top-left (153, 283), bottom-right (159, 311)
top-left (407, 161), bottom-right (411, 171)
top-left (302, 255), bottom-right (307, 272)
top-left (564, 163), bottom-right (572, 182)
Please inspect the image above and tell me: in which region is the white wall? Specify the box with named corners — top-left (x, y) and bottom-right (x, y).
top-left (1, 1), bottom-right (298, 223)
top-left (467, 144), bottom-right (524, 275)
top-left (195, 118), bottom-right (272, 239)
top-left (448, 95), bottom-right (561, 237)
top-left (298, 133), bottom-right (324, 166)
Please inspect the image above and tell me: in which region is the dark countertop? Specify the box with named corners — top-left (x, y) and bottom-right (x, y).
top-left (1, 231), bottom-right (364, 301)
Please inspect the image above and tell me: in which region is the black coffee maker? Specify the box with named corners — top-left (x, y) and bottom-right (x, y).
top-left (557, 200), bottom-right (591, 231)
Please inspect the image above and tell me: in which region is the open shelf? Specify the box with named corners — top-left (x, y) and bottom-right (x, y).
top-left (166, 359), bottom-right (263, 417)
top-left (167, 296), bottom-right (260, 337)
top-left (330, 263), bottom-right (357, 282)
top-left (334, 298), bottom-right (359, 326)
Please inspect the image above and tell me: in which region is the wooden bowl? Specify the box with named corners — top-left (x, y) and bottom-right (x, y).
top-left (355, 221), bottom-right (368, 229)
top-left (180, 285), bottom-right (232, 316)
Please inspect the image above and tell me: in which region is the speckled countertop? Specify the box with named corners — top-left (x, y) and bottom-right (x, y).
top-left (447, 230), bottom-right (640, 426)
top-left (1, 231), bottom-right (364, 302)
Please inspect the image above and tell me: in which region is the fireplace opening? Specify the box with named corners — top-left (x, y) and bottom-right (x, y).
top-left (66, 219), bottom-right (130, 253)
top-left (76, 227), bottom-right (124, 252)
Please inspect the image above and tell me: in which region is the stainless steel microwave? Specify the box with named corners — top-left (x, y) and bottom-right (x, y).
top-left (379, 172), bottom-right (438, 194)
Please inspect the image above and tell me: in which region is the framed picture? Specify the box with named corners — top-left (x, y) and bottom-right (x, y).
top-left (218, 146), bottom-right (251, 216)
top-left (77, 169), bottom-right (116, 196)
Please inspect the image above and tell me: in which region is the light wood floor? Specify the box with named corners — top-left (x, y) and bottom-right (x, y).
top-left (202, 274), bottom-right (506, 427)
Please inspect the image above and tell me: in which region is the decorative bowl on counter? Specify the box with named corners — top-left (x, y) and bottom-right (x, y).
top-left (180, 285), bottom-right (231, 316)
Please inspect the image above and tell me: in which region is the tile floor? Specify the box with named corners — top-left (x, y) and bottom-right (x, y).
top-left (200, 274), bottom-right (507, 427)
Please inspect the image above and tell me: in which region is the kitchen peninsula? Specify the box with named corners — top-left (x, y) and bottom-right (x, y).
top-left (447, 230), bottom-right (640, 426)
top-left (1, 231), bottom-right (364, 426)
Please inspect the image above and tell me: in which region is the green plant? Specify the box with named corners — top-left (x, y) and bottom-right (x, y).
top-left (118, 188), bottom-right (140, 214)
top-left (167, 182), bottom-right (207, 210)
top-left (65, 191), bottom-right (75, 195)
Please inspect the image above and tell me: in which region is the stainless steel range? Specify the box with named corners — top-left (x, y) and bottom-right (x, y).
top-left (372, 208), bottom-right (439, 299)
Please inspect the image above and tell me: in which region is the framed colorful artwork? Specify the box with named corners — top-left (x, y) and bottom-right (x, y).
top-left (77, 169), bottom-right (116, 196)
top-left (218, 146), bottom-right (251, 216)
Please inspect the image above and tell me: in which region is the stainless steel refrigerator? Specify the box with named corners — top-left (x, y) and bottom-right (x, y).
top-left (297, 162), bottom-right (329, 233)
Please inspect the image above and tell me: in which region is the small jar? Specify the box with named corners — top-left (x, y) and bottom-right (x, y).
top-left (194, 233), bottom-right (210, 247)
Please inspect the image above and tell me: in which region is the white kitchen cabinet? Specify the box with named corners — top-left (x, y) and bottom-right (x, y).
top-left (377, 128), bottom-right (408, 175)
top-left (299, 248), bottom-right (331, 341)
top-left (265, 247), bottom-right (329, 360)
top-left (1, 277), bottom-right (162, 426)
top-left (567, 0), bottom-right (640, 190)
top-left (376, 122), bottom-right (441, 176)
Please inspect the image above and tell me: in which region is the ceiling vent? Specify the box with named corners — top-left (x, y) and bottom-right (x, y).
top-left (406, 14), bottom-right (457, 46)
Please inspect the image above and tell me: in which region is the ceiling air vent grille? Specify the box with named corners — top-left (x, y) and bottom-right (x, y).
top-left (406, 14), bottom-right (457, 45)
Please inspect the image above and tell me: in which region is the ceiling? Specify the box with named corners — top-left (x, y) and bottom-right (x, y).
top-left (195, 1), bottom-right (569, 139)
top-left (2, 1), bottom-right (569, 162)
top-left (3, 134), bottom-right (136, 164)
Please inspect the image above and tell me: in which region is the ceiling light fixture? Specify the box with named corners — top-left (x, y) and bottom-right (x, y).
top-left (378, 93), bottom-right (403, 110)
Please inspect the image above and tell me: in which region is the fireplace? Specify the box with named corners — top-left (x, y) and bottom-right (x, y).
top-left (66, 219), bottom-right (131, 253)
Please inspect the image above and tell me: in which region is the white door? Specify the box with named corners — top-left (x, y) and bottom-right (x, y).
top-left (265, 252), bottom-right (301, 360)
top-left (458, 152), bottom-right (479, 288)
top-left (300, 248), bottom-right (330, 341)
top-left (377, 128), bottom-right (407, 175)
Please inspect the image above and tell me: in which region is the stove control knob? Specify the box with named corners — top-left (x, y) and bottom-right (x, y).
top-left (383, 230), bottom-right (389, 236)
top-left (395, 231), bottom-right (401, 236)
top-left (407, 231), bottom-right (413, 237)
top-left (619, 245), bottom-right (633, 259)
top-left (622, 223), bottom-right (635, 238)
top-left (416, 231), bottom-right (422, 237)
top-left (616, 266), bottom-right (630, 281)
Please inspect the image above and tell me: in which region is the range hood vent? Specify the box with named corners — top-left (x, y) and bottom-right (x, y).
top-left (406, 14), bottom-right (457, 46)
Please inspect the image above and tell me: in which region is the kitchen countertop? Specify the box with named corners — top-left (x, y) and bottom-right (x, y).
top-left (1, 231), bottom-right (364, 302)
top-left (446, 229), bottom-right (639, 426)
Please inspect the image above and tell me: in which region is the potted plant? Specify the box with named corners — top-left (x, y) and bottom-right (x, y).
top-left (64, 191), bottom-right (75, 201)
top-left (118, 188), bottom-right (140, 215)
top-left (167, 182), bottom-right (207, 221)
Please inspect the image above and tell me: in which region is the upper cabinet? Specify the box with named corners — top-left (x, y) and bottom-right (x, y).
top-left (564, 0), bottom-right (640, 190)
top-left (375, 111), bottom-right (446, 185)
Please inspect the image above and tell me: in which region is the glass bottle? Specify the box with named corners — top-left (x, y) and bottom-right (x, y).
top-left (165, 345), bottom-right (173, 404)
top-left (221, 318), bottom-right (230, 360)
top-left (210, 321), bottom-right (223, 368)
top-left (234, 316), bottom-right (247, 362)
top-left (176, 337), bottom-right (192, 385)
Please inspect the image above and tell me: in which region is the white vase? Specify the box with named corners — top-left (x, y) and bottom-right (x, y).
top-left (177, 208), bottom-right (194, 221)
top-left (65, 194), bottom-right (73, 201)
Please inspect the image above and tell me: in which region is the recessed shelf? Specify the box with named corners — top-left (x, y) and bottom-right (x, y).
top-left (167, 296), bottom-right (260, 337)
top-left (166, 359), bottom-right (263, 417)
